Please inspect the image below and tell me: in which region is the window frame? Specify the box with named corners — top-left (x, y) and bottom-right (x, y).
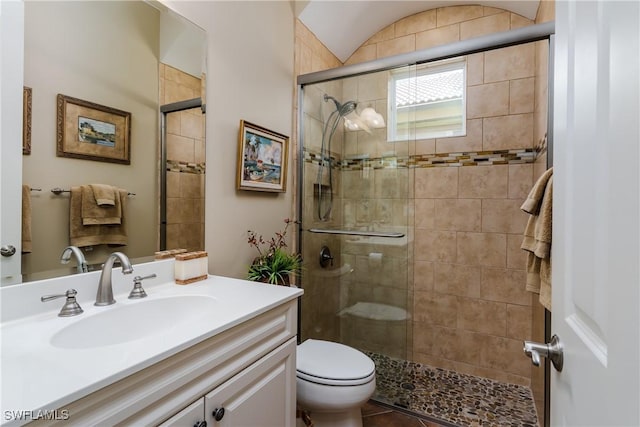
top-left (387, 58), bottom-right (467, 142)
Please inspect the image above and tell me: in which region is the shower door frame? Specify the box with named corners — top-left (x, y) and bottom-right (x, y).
top-left (296, 20), bottom-right (556, 427)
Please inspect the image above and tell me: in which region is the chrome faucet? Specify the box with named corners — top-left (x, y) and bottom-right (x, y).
top-left (95, 252), bottom-right (133, 306)
top-left (60, 245), bottom-right (89, 273)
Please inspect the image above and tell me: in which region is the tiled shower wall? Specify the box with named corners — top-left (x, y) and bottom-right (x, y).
top-left (296, 4), bottom-right (553, 388)
top-left (159, 64), bottom-right (205, 252)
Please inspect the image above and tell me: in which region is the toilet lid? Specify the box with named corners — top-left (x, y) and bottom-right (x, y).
top-left (296, 339), bottom-right (375, 386)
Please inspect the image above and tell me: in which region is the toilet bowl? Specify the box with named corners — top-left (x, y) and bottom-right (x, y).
top-left (296, 339), bottom-right (376, 427)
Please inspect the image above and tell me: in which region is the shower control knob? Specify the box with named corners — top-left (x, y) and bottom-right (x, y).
top-left (319, 246), bottom-right (334, 268)
top-left (193, 421), bottom-right (206, 427)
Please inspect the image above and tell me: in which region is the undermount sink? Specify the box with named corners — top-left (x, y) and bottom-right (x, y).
top-left (51, 295), bottom-right (217, 349)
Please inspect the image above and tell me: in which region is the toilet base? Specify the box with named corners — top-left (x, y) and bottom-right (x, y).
top-left (298, 408), bottom-right (363, 427)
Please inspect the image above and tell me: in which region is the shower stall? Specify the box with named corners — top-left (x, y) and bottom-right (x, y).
top-left (297, 22), bottom-right (553, 426)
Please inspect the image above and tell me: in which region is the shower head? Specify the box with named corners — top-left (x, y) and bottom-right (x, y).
top-left (323, 94), bottom-right (370, 133)
top-left (324, 94), bottom-right (357, 118)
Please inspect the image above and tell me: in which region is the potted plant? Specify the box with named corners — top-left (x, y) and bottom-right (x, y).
top-left (247, 218), bottom-right (302, 286)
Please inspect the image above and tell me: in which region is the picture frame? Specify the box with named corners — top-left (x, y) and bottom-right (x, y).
top-left (56, 94), bottom-right (131, 164)
top-left (23, 87), bottom-right (32, 155)
top-left (236, 120), bottom-right (288, 192)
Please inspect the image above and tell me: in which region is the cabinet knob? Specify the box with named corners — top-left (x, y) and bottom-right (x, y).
top-left (212, 407), bottom-right (225, 421)
top-left (193, 421), bottom-right (207, 427)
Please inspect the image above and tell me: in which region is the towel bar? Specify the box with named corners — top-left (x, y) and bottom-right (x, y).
top-left (51, 187), bottom-right (136, 196)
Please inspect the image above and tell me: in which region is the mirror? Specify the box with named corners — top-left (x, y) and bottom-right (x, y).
top-left (17, 1), bottom-right (206, 283)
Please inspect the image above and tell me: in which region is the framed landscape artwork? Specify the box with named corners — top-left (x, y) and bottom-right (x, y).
top-left (56, 94), bottom-right (131, 164)
top-left (236, 120), bottom-right (288, 192)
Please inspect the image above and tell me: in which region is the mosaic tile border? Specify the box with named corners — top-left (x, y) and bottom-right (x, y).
top-left (303, 148), bottom-right (537, 171)
top-left (166, 160), bottom-right (206, 174)
top-left (367, 351), bottom-right (539, 427)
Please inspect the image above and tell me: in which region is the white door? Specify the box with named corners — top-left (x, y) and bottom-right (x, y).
top-left (0, 0), bottom-right (24, 285)
top-left (551, 0), bottom-right (639, 425)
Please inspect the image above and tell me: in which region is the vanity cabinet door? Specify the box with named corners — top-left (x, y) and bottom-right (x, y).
top-left (158, 398), bottom-right (206, 427)
top-left (204, 337), bottom-right (296, 427)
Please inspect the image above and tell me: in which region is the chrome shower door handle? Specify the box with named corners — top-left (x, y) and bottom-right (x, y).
top-left (523, 334), bottom-right (563, 372)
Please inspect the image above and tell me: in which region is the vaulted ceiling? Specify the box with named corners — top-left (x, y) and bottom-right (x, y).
top-left (295, 1), bottom-right (541, 62)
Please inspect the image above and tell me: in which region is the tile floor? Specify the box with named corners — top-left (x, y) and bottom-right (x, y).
top-left (367, 352), bottom-right (539, 427)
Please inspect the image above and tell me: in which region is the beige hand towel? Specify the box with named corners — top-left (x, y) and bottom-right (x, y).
top-left (70, 187), bottom-right (128, 247)
top-left (521, 170), bottom-right (553, 311)
top-left (81, 185), bottom-right (122, 225)
top-left (521, 167), bottom-right (553, 215)
top-left (22, 185), bottom-right (32, 253)
top-left (89, 184), bottom-right (116, 206)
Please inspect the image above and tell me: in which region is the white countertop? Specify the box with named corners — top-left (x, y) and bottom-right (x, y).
top-left (0, 260), bottom-right (302, 426)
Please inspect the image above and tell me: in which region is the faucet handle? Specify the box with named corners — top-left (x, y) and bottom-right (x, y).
top-left (128, 274), bottom-right (156, 299)
top-left (41, 289), bottom-right (84, 317)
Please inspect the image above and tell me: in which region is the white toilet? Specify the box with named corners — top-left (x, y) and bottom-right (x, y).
top-left (296, 339), bottom-right (376, 427)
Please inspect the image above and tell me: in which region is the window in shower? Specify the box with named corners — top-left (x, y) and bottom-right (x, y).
top-left (387, 58), bottom-right (466, 141)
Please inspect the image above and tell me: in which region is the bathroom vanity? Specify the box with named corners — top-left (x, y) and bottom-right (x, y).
top-left (0, 259), bottom-right (303, 426)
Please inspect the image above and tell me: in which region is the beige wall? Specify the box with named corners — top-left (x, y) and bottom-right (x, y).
top-left (296, 4), bottom-right (555, 388)
top-left (165, 1), bottom-right (295, 279)
top-left (22, 2), bottom-right (159, 275)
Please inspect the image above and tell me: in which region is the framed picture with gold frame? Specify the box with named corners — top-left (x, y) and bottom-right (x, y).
top-left (236, 120), bottom-right (288, 192)
top-left (56, 94), bottom-right (131, 164)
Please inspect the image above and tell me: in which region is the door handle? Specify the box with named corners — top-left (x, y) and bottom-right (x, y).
top-left (1, 245), bottom-right (16, 257)
top-left (524, 334), bottom-right (563, 372)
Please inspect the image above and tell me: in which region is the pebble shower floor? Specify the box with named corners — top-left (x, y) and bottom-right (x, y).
top-left (366, 352), bottom-right (539, 427)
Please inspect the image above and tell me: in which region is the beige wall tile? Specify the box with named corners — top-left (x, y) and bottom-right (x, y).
top-left (458, 297), bottom-right (506, 335)
top-left (507, 233), bottom-right (528, 270)
top-left (437, 5), bottom-right (484, 26)
top-left (166, 112), bottom-right (180, 135)
top-left (434, 199), bottom-right (482, 231)
top-left (415, 24), bottom-right (460, 50)
top-left (458, 165), bottom-right (508, 198)
top-left (415, 229), bottom-right (457, 262)
top-left (435, 119), bottom-right (483, 153)
top-left (377, 34), bottom-right (416, 58)
top-left (508, 163), bottom-right (533, 199)
top-left (166, 171), bottom-right (180, 198)
top-left (395, 10), bottom-right (436, 36)
top-left (483, 113), bottom-right (534, 150)
top-left (414, 138), bottom-right (436, 155)
top-left (374, 168), bottom-right (408, 199)
top-left (345, 44), bottom-right (377, 65)
top-left (481, 199), bottom-right (528, 234)
top-left (510, 77), bottom-right (535, 114)
top-left (479, 334), bottom-right (531, 377)
top-left (415, 167), bottom-right (459, 198)
top-left (432, 326), bottom-right (483, 365)
top-left (484, 43), bottom-right (535, 83)
top-left (366, 23), bottom-right (395, 45)
top-left (180, 110), bottom-right (203, 139)
top-left (457, 232), bottom-right (506, 267)
top-left (507, 304), bottom-right (532, 340)
top-left (415, 198), bottom-right (435, 229)
top-left (413, 323), bottom-right (434, 354)
top-left (467, 82), bottom-right (510, 119)
top-left (460, 12), bottom-right (510, 40)
top-left (414, 260), bottom-right (434, 291)
top-left (483, 6), bottom-right (504, 16)
top-left (481, 267), bottom-right (530, 305)
top-left (414, 291), bottom-right (458, 327)
top-left (195, 139), bottom-right (206, 164)
top-left (536, 0), bottom-right (556, 23)
top-left (434, 263), bottom-right (481, 298)
top-left (467, 52), bottom-right (484, 86)
top-left (510, 13), bottom-right (534, 29)
top-left (166, 134), bottom-right (195, 163)
top-left (180, 172), bottom-right (203, 199)
top-left (357, 72), bottom-right (388, 102)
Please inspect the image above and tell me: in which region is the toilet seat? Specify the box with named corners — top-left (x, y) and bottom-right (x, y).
top-left (296, 339), bottom-right (375, 386)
